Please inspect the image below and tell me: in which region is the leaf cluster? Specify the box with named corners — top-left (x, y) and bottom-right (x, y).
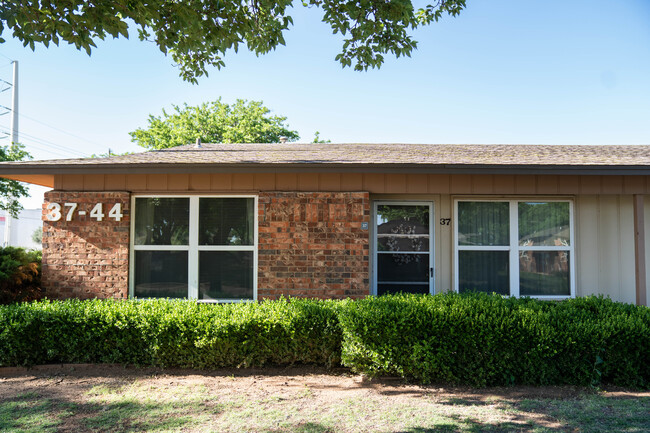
top-left (129, 98), bottom-right (299, 149)
top-left (0, 143), bottom-right (30, 217)
top-left (0, 1), bottom-right (466, 83)
top-left (0, 246), bottom-right (42, 304)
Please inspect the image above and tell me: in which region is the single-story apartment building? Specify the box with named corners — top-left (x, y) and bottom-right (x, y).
top-left (0, 143), bottom-right (648, 306)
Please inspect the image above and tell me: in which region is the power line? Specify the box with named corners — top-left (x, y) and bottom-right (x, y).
top-left (17, 112), bottom-right (105, 149)
top-left (0, 124), bottom-right (89, 157)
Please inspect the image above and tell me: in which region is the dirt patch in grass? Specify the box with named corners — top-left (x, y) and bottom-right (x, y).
top-left (1, 364), bottom-right (649, 432)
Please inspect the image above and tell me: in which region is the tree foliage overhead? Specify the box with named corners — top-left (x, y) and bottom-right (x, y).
top-left (129, 98), bottom-right (300, 149)
top-left (0, 0), bottom-right (467, 83)
top-left (0, 143), bottom-right (30, 218)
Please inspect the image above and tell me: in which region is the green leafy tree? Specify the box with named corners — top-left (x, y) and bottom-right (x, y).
top-left (31, 227), bottom-right (42, 244)
top-left (0, 0), bottom-right (467, 83)
top-left (0, 143), bottom-right (30, 218)
top-left (130, 99), bottom-right (300, 150)
top-left (312, 131), bottom-right (331, 144)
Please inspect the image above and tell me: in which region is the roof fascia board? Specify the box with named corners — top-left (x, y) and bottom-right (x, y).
top-left (2, 163), bottom-right (650, 176)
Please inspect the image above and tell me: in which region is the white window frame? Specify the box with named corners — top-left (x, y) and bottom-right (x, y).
top-left (453, 198), bottom-right (575, 299)
top-left (129, 194), bottom-right (258, 302)
top-left (372, 200), bottom-right (435, 296)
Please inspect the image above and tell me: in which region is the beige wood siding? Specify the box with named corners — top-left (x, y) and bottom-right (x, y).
top-left (574, 195), bottom-right (636, 304)
top-left (644, 196), bottom-right (650, 304)
top-left (55, 173), bottom-right (650, 195)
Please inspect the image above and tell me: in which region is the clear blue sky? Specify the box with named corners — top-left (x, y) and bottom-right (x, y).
top-left (0, 0), bottom-right (649, 207)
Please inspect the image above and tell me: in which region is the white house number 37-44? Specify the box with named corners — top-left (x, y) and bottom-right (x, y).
top-left (46, 203), bottom-right (123, 222)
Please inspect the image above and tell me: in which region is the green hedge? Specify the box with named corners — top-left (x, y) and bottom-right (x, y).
top-left (337, 293), bottom-right (650, 388)
top-left (0, 294), bottom-right (648, 388)
top-left (0, 298), bottom-right (342, 368)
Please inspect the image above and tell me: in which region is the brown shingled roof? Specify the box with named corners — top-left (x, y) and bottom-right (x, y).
top-left (2, 144), bottom-right (650, 176)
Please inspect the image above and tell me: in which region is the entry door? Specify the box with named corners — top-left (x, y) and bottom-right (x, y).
top-left (374, 202), bottom-right (434, 295)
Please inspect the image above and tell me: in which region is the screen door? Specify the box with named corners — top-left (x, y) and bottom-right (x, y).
top-left (374, 202), bottom-right (434, 295)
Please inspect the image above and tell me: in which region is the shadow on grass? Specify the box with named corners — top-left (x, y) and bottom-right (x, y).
top-left (0, 393), bottom-right (215, 433)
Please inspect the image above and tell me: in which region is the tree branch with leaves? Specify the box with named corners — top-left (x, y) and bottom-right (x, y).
top-left (0, 0), bottom-right (466, 83)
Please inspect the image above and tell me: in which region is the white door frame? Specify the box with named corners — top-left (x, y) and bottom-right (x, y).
top-left (372, 200), bottom-right (435, 295)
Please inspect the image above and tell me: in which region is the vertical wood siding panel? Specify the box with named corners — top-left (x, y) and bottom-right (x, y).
top-left (298, 173), bottom-right (319, 191)
top-left (61, 174), bottom-right (84, 191)
top-left (275, 173), bottom-right (297, 191)
top-left (598, 196), bottom-right (621, 299)
top-left (363, 173), bottom-right (385, 193)
top-left (536, 175), bottom-right (559, 195)
top-left (558, 176), bottom-right (580, 194)
top-left (385, 174), bottom-right (407, 193)
top-left (471, 175), bottom-right (494, 194)
top-left (450, 175), bottom-right (472, 194)
top-left (211, 174), bottom-right (232, 190)
top-left (406, 174), bottom-right (428, 193)
top-left (644, 196), bottom-right (650, 304)
top-left (146, 174), bottom-right (167, 191)
top-left (83, 175), bottom-right (105, 191)
top-left (624, 176), bottom-right (646, 194)
top-left (126, 174), bottom-right (147, 191)
top-left (319, 173), bottom-right (341, 191)
top-left (438, 194), bottom-right (453, 293)
top-left (514, 176), bottom-right (536, 194)
top-left (254, 173), bottom-right (276, 191)
top-left (189, 174), bottom-right (211, 191)
top-left (231, 173), bottom-right (254, 190)
top-left (576, 196), bottom-right (600, 297)
top-left (580, 176), bottom-right (601, 194)
top-left (618, 195), bottom-right (637, 304)
top-left (428, 175), bottom-right (450, 194)
top-left (602, 176), bottom-right (624, 194)
top-left (493, 175), bottom-right (515, 194)
top-left (341, 173), bottom-right (363, 191)
top-left (167, 174), bottom-right (189, 191)
top-left (105, 174), bottom-right (126, 190)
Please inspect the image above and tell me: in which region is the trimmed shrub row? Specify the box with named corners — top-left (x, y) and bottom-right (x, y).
top-left (337, 293), bottom-right (650, 388)
top-left (0, 298), bottom-right (342, 369)
top-left (0, 294), bottom-right (648, 388)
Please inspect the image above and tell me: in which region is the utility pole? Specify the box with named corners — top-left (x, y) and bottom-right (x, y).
top-left (3, 60), bottom-right (18, 247)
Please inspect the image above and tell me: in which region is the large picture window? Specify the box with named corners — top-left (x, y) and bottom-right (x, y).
top-left (455, 199), bottom-right (573, 298)
top-left (131, 196), bottom-right (256, 301)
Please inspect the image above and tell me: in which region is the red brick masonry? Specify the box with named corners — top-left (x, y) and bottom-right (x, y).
top-left (41, 190), bottom-right (369, 300)
top-left (42, 191), bottom-right (130, 299)
top-left (257, 192), bottom-right (370, 299)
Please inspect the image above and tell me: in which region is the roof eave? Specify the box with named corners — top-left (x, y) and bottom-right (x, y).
top-left (2, 162), bottom-right (650, 178)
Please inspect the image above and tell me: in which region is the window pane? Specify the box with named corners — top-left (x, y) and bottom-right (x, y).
top-left (519, 202), bottom-right (570, 247)
top-left (377, 205), bottom-right (430, 235)
top-left (458, 251), bottom-right (509, 295)
top-left (199, 251), bottom-right (254, 300)
top-left (520, 251), bottom-right (570, 296)
top-left (458, 202), bottom-right (509, 246)
top-left (134, 251), bottom-right (188, 298)
top-left (199, 198), bottom-right (254, 246)
top-left (377, 253), bottom-right (430, 283)
top-left (378, 283), bottom-right (429, 296)
top-left (134, 198), bottom-right (189, 245)
top-left (378, 236), bottom-right (429, 252)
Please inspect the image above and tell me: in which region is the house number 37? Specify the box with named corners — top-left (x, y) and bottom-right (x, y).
top-left (46, 203), bottom-right (123, 222)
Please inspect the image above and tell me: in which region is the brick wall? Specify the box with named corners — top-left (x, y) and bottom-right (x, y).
top-left (42, 191), bottom-right (130, 299)
top-left (258, 192), bottom-right (370, 299)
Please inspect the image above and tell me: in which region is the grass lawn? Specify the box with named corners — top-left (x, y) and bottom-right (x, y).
top-left (1, 365), bottom-right (648, 433)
